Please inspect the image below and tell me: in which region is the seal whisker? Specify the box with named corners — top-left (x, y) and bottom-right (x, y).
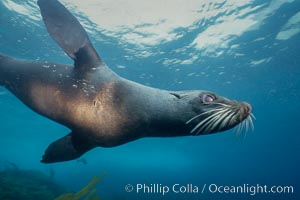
top-left (199, 112), bottom-right (226, 135)
top-left (228, 112), bottom-right (238, 127)
top-left (240, 121), bottom-right (245, 135)
top-left (207, 113), bottom-right (226, 132)
top-left (191, 109), bottom-right (229, 135)
top-left (185, 108), bottom-right (225, 124)
top-left (235, 114), bottom-right (254, 137)
top-left (195, 116), bottom-right (218, 135)
top-left (227, 110), bottom-right (237, 126)
top-left (235, 123), bottom-right (242, 135)
top-left (242, 121), bottom-right (247, 141)
top-left (204, 110), bottom-right (231, 133)
top-left (198, 112), bottom-right (227, 135)
top-left (198, 109), bottom-right (233, 135)
top-left (190, 109), bottom-right (228, 133)
top-left (250, 113), bottom-right (256, 120)
top-left (240, 120), bottom-right (245, 134)
top-left (221, 111), bottom-right (236, 128)
top-left (193, 115), bottom-right (218, 135)
top-left (226, 111), bottom-right (238, 128)
top-left (248, 116), bottom-right (255, 132)
top-left (246, 119), bottom-right (249, 133)
top-left (236, 122), bottom-right (241, 135)
top-left (235, 114), bottom-right (247, 135)
top-left (244, 119), bottom-right (251, 139)
top-left (211, 110), bottom-right (233, 131)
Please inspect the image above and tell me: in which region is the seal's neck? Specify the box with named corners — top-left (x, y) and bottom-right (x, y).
top-left (146, 94), bottom-right (192, 137)
top-left (121, 79), bottom-right (192, 137)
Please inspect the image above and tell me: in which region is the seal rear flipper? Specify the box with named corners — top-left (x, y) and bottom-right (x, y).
top-left (38, 0), bottom-right (103, 70)
top-left (41, 132), bottom-right (95, 163)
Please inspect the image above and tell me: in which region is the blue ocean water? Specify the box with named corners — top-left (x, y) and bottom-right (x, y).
top-left (0, 0), bottom-right (299, 199)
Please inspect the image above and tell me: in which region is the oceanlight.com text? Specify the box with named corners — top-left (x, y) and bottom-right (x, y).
top-left (207, 183), bottom-right (294, 196)
top-left (124, 183), bottom-right (294, 196)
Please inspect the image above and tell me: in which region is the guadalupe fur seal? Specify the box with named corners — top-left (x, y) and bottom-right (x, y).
top-left (0, 0), bottom-right (254, 163)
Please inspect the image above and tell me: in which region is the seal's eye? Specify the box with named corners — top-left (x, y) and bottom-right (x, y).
top-left (201, 94), bottom-right (215, 103)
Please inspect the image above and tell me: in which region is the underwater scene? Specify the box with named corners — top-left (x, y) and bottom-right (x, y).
top-left (0, 0), bottom-right (299, 199)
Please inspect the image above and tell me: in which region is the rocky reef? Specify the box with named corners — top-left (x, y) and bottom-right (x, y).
top-left (0, 162), bottom-right (106, 200)
top-left (0, 168), bottom-right (64, 200)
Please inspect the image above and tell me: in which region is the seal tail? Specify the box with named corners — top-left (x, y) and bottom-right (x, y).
top-left (37, 0), bottom-right (103, 71)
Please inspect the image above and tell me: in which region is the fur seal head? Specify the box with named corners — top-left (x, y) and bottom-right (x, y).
top-left (182, 91), bottom-right (253, 136)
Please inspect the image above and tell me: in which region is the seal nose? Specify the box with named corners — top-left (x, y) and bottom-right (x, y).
top-left (242, 102), bottom-right (252, 114)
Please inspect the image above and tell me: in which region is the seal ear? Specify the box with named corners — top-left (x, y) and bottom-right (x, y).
top-left (41, 132), bottom-right (95, 163)
top-left (38, 0), bottom-right (103, 71)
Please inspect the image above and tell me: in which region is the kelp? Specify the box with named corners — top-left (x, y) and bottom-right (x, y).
top-left (55, 173), bottom-right (106, 200)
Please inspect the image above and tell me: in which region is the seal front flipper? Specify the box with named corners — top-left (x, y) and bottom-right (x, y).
top-left (38, 0), bottom-right (103, 70)
top-left (41, 132), bottom-right (95, 163)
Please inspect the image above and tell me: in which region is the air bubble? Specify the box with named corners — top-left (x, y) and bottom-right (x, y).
top-left (42, 65), bottom-right (50, 68)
